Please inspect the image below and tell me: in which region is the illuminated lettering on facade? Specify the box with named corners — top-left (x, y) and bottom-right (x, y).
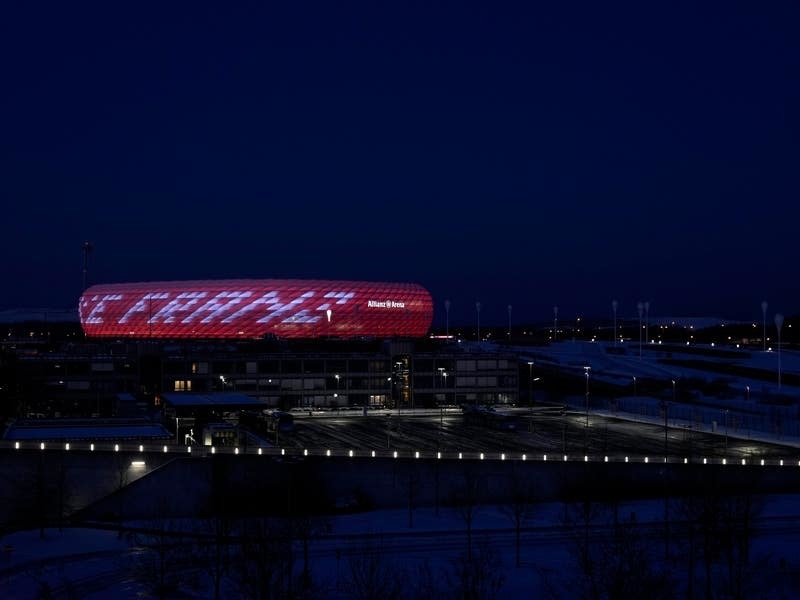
top-left (367, 300), bottom-right (406, 308)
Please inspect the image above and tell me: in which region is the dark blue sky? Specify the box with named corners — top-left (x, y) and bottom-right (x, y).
top-left (2, 1), bottom-right (799, 326)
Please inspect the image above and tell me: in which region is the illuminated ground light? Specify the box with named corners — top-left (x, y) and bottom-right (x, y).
top-left (415, 451), bottom-right (420, 459)
top-left (480, 453), bottom-right (484, 460)
top-left (234, 448), bottom-right (239, 455)
top-left (163, 445), bottom-right (168, 453)
top-left (131, 460), bottom-right (145, 468)
top-left (258, 448), bottom-right (262, 455)
top-left (458, 452), bottom-right (463, 460)
top-left (281, 448), bottom-right (285, 456)
top-left (684, 458), bottom-right (688, 464)
top-left (187, 446), bottom-right (191, 453)
top-left (644, 457), bottom-right (649, 463)
top-left (563, 455), bottom-right (568, 462)
top-left (722, 458), bottom-right (727, 465)
top-left (304, 449), bottom-right (308, 456)
top-left (114, 444), bottom-right (119, 452)
top-left (40, 442), bottom-right (45, 450)
top-left (742, 459), bottom-right (746, 465)
top-left (543, 454), bottom-right (547, 461)
top-left (371, 450), bottom-right (376, 458)
top-left (604, 456), bottom-right (608, 462)
top-left (584, 455), bottom-right (588, 462)
top-left (703, 458), bottom-right (707, 464)
top-left (501, 453), bottom-right (506, 460)
top-left (65, 443), bottom-right (70, 451)
top-left (349, 450), bottom-right (354, 457)
top-left (393, 451), bottom-right (398, 458)
top-left (436, 452), bottom-right (441, 459)
top-left (760, 459), bottom-right (764, 466)
top-left (780, 459), bottom-right (784, 466)
top-left (211, 447), bottom-right (216, 454)
top-left (522, 454), bottom-right (527, 461)
top-left (14, 442), bottom-right (19, 450)
top-left (625, 456), bottom-right (629, 463)
top-left (326, 449), bottom-right (331, 457)
top-left (139, 444), bottom-right (143, 452)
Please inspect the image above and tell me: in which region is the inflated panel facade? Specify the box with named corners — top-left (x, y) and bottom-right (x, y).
top-left (79, 279), bottom-right (433, 339)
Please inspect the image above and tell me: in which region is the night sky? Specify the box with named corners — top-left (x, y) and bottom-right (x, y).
top-left (2, 1), bottom-right (799, 326)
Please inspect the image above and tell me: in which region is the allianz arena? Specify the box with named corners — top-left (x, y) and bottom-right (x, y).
top-left (79, 279), bottom-right (434, 339)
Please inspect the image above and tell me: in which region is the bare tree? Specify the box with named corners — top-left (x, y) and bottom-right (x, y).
top-left (231, 516), bottom-right (291, 599)
top-left (594, 512), bottom-right (675, 600)
top-left (499, 468), bottom-right (536, 568)
top-left (344, 538), bottom-right (405, 600)
top-left (129, 512), bottom-right (188, 599)
top-left (288, 513), bottom-right (331, 593)
top-left (447, 542), bottom-right (505, 600)
top-left (450, 466), bottom-right (483, 562)
top-left (196, 514), bottom-right (233, 600)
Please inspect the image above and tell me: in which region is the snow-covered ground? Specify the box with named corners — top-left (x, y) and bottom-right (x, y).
top-left (2, 494), bottom-right (800, 599)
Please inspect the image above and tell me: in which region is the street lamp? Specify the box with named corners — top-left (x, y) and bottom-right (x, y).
top-left (530, 377), bottom-right (540, 433)
top-left (553, 306), bottom-right (558, 342)
top-left (724, 409), bottom-right (729, 454)
top-left (667, 379), bottom-right (675, 457)
top-left (527, 362), bottom-right (534, 405)
top-left (612, 300), bottom-right (618, 347)
top-left (633, 376), bottom-right (637, 396)
top-left (584, 366), bottom-right (591, 428)
top-left (775, 313), bottom-right (784, 390)
top-left (637, 302), bottom-right (644, 359)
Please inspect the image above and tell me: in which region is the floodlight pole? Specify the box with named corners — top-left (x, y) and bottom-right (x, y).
top-left (637, 302), bottom-right (644, 359)
top-left (553, 306), bottom-right (558, 342)
top-left (612, 300), bottom-right (618, 347)
top-left (775, 313), bottom-right (784, 390)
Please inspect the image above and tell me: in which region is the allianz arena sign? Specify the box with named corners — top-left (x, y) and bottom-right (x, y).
top-left (79, 279), bottom-right (433, 339)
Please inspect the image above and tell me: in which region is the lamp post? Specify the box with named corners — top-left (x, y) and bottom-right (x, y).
top-left (775, 313), bottom-right (784, 390)
top-left (761, 301), bottom-right (768, 352)
top-left (667, 379), bottom-right (675, 458)
top-left (724, 409), bottom-right (729, 454)
top-left (637, 302), bottom-right (644, 359)
top-left (633, 376), bottom-right (637, 397)
top-left (612, 300), bottom-right (618, 347)
top-left (530, 377), bottom-right (540, 433)
top-left (584, 366), bottom-right (591, 452)
top-left (584, 366), bottom-right (591, 428)
top-left (553, 306), bottom-right (558, 342)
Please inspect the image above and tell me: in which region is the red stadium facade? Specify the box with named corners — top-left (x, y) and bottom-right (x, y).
top-left (79, 279), bottom-right (433, 339)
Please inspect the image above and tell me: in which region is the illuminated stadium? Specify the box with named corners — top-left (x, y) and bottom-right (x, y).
top-left (79, 279), bottom-right (433, 339)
